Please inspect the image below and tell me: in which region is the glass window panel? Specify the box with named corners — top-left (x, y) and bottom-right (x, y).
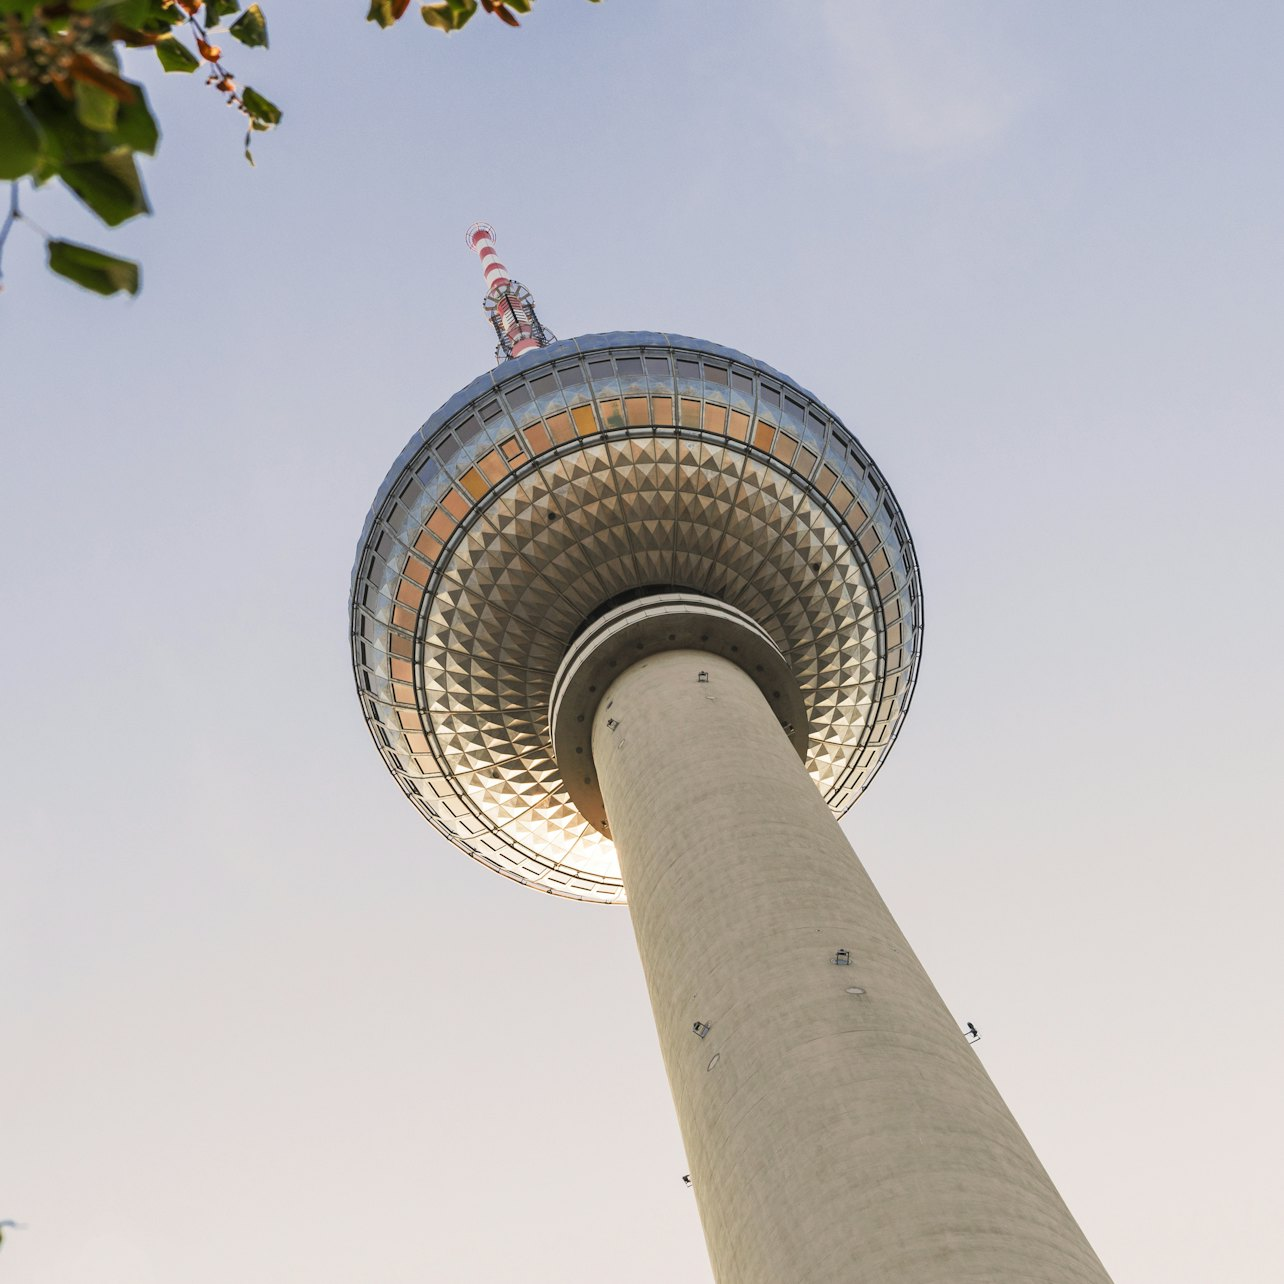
top-left (703, 403), bottom-right (727, 433)
top-left (645, 355), bottom-right (670, 378)
top-left (771, 433), bottom-right (798, 466)
top-left (759, 382), bottom-right (781, 407)
top-left (500, 435), bottom-right (523, 460)
top-left (728, 410), bottom-right (751, 440)
top-left (442, 488), bottom-right (470, 518)
top-left (704, 363), bottom-right (728, 385)
top-left (588, 359), bottom-right (614, 380)
top-left (794, 445), bottom-right (817, 477)
top-left (531, 373), bottom-right (557, 397)
top-left (571, 404), bottom-right (599, 435)
top-left (524, 422), bottom-right (553, 454)
top-left (676, 358), bottom-right (701, 378)
top-left (679, 398), bottom-right (701, 427)
top-left (625, 397), bottom-right (649, 425)
top-left (753, 421), bottom-right (775, 451)
top-left (599, 399), bottom-right (624, 428)
top-left (393, 605), bottom-right (416, 630)
top-left (616, 357), bottom-right (642, 375)
top-left (391, 658), bottom-right (413, 682)
top-left (652, 396), bottom-right (675, 425)
top-left (476, 450), bottom-right (506, 484)
top-left (732, 370), bottom-right (754, 395)
top-left (504, 383), bottom-right (531, 408)
top-left (546, 412), bottom-right (575, 444)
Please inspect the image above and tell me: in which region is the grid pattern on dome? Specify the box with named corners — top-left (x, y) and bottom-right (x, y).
top-left (351, 334), bottom-right (923, 903)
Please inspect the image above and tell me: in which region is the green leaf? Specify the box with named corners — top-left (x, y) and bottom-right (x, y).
top-left (59, 147), bottom-right (150, 226)
top-left (421, 0), bottom-right (477, 32)
top-left (74, 79), bottom-right (119, 133)
top-left (0, 82), bottom-right (44, 180)
top-left (366, 0), bottom-right (411, 25)
top-left (25, 89), bottom-right (105, 164)
top-left (506, 0), bottom-right (533, 11)
top-left (240, 87), bottom-right (281, 127)
top-left (229, 3), bottom-right (267, 47)
top-left (204, 0), bottom-right (239, 25)
top-left (112, 85), bottom-right (159, 156)
top-left (155, 35), bottom-right (200, 73)
top-left (47, 239), bottom-right (140, 296)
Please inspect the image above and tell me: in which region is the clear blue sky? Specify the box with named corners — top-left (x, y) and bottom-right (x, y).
top-left (2, 2), bottom-right (1282, 1280)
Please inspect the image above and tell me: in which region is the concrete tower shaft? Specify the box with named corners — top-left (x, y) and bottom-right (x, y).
top-left (571, 623), bottom-right (1114, 1283)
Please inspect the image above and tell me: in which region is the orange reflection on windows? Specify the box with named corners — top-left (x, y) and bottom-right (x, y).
top-left (392, 681), bottom-right (415, 705)
top-left (753, 421), bottom-right (775, 452)
top-left (405, 731), bottom-right (430, 755)
top-left (728, 410), bottom-right (751, 441)
top-left (704, 403), bottom-right (727, 433)
top-left (524, 421), bottom-right (553, 454)
top-left (679, 398), bottom-right (701, 427)
top-left (401, 556), bottom-right (429, 586)
top-left (546, 411), bottom-right (575, 444)
top-left (771, 433), bottom-right (799, 466)
top-left (397, 709), bottom-right (420, 731)
top-left (459, 468), bottom-right (488, 501)
top-left (652, 396), bottom-right (675, 425)
top-left (816, 465), bottom-right (839, 496)
top-left (390, 633), bottom-right (413, 659)
top-left (442, 488), bottom-right (470, 520)
top-left (427, 507), bottom-right (455, 541)
top-left (476, 450), bottom-right (507, 485)
top-left (500, 435), bottom-right (523, 460)
top-left (390, 658), bottom-right (413, 682)
top-left (831, 482), bottom-right (855, 517)
top-left (599, 399), bottom-right (624, 428)
top-left (625, 397), bottom-right (649, 425)
top-left (571, 404), bottom-right (599, 435)
top-left (794, 446), bottom-right (817, 477)
top-left (396, 579), bottom-right (423, 609)
top-left (414, 530), bottom-right (442, 563)
top-left (393, 605), bottom-right (416, 630)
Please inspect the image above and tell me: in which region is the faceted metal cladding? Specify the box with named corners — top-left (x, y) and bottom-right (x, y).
top-left (349, 333), bottom-right (923, 903)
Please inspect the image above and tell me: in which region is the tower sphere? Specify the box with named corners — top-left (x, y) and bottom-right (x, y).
top-left (350, 333), bottom-right (923, 903)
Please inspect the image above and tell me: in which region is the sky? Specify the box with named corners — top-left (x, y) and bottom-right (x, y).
top-left (2, 1), bottom-right (1283, 1280)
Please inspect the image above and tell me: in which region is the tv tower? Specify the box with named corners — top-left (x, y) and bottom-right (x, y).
top-left (349, 228), bottom-right (1114, 1283)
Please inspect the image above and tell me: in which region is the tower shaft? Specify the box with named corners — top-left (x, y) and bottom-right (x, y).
top-left (593, 648), bottom-right (1113, 1284)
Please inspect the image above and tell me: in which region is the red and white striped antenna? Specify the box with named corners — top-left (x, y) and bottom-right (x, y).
top-left (466, 222), bottom-right (555, 362)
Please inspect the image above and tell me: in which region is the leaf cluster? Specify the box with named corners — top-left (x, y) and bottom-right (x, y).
top-left (368, 0), bottom-right (599, 36)
top-left (0, 0), bottom-right (279, 294)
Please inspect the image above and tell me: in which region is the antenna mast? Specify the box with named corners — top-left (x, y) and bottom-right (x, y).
top-left (466, 222), bottom-right (556, 362)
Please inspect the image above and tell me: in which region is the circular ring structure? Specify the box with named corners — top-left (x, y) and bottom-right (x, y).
top-left (350, 333), bottom-right (923, 904)
top-left (549, 593), bottom-right (809, 835)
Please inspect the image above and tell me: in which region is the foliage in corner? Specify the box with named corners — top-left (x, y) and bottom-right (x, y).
top-left (367, 0), bottom-right (599, 36)
top-left (0, 0), bottom-right (279, 294)
top-left (1, 0), bottom-right (603, 296)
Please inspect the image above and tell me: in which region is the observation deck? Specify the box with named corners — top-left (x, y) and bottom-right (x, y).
top-left (349, 332), bottom-right (923, 903)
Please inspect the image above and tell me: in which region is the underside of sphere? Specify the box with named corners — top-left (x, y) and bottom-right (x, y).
top-left (350, 333), bottom-right (923, 902)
